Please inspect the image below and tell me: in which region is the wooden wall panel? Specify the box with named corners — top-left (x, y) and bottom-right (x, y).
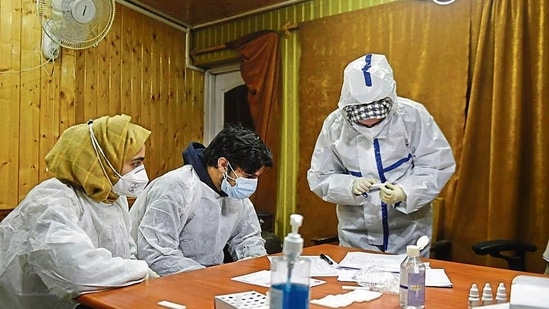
top-left (0, 2), bottom-right (203, 210)
top-left (191, 0), bottom-right (397, 66)
top-left (58, 50), bottom-right (77, 138)
top-left (0, 0), bottom-right (22, 210)
top-left (18, 0), bottom-right (41, 201)
top-left (108, 13), bottom-right (122, 116)
top-left (73, 5), bottom-right (201, 186)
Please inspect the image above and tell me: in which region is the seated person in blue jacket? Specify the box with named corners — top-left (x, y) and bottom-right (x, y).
top-left (130, 124), bottom-right (273, 276)
top-left (0, 115), bottom-right (157, 309)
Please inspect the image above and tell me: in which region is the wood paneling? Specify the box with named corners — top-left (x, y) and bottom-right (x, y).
top-left (133, 0), bottom-right (293, 27)
top-left (191, 0), bottom-right (397, 66)
top-left (0, 0), bottom-right (22, 210)
top-left (0, 2), bottom-right (203, 210)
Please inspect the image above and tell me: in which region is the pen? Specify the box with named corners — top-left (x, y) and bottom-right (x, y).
top-left (342, 285), bottom-right (370, 290)
top-left (319, 253), bottom-right (333, 265)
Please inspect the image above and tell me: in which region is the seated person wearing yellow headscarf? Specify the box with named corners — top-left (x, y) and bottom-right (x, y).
top-left (0, 115), bottom-right (157, 309)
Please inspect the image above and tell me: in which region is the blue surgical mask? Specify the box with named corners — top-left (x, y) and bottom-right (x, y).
top-left (221, 162), bottom-right (258, 199)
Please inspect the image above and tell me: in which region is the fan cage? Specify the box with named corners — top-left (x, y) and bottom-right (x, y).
top-left (37, 0), bottom-right (115, 50)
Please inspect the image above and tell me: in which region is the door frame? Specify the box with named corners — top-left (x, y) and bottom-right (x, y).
top-left (203, 64), bottom-right (245, 144)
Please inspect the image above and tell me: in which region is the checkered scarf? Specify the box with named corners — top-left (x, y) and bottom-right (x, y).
top-left (344, 97), bottom-right (393, 123)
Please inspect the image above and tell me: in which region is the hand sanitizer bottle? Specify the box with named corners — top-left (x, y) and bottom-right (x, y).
top-left (400, 245), bottom-right (426, 309)
top-left (270, 214), bottom-right (310, 309)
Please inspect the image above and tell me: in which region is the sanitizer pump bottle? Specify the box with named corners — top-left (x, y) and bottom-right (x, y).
top-left (399, 245), bottom-right (426, 309)
top-left (270, 214), bottom-right (310, 309)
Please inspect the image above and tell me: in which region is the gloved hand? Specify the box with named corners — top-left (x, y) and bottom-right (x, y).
top-left (144, 268), bottom-right (159, 280)
top-left (379, 183), bottom-right (406, 204)
top-left (351, 178), bottom-right (376, 195)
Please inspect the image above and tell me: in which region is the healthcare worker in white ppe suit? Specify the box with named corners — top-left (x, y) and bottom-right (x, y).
top-left (0, 115), bottom-right (158, 309)
top-left (307, 54), bottom-right (456, 256)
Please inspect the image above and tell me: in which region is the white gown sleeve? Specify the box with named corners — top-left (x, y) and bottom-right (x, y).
top-left (226, 201), bottom-right (267, 260)
top-left (136, 194), bottom-right (205, 276)
top-left (28, 204), bottom-right (149, 299)
top-left (307, 114), bottom-right (368, 206)
top-left (393, 104), bottom-right (456, 214)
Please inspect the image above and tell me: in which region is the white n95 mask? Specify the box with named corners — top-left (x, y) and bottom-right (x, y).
top-left (88, 120), bottom-right (149, 198)
top-left (112, 165), bottom-right (149, 197)
top-left (221, 163), bottom-right (258, 199)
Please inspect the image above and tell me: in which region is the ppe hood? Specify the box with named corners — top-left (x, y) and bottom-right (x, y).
top-left (337, 54), bottom-right (397, 112)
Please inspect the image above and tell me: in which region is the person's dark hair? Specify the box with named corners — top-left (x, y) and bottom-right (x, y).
top-left (203, 124), bottom-right (273, 174)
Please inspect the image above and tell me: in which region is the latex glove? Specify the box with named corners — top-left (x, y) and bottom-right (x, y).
top-left (351, 178), bottom-right (376, 195)
top-left (144, 268), bottom-right (159, 280)
top-left (379, 183), bottom-right (406, 204)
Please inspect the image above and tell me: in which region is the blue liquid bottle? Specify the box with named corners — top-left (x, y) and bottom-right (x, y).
top-left (270, 214), bottom-right (310, 309)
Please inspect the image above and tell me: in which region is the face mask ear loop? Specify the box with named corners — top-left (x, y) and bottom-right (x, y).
top-left (225, 161), bottom-right (238, 182)
top-left (87, 121), bottom-right (120, 188)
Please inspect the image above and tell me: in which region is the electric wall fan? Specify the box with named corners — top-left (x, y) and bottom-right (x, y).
top-left (37, 0), bottom-right (115, 59)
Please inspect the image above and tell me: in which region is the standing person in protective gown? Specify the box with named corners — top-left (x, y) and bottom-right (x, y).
top-left (307, 54), bottom-right (456, 256)
top-left (0, 115), bottom-right (158, 309)
top-left (130, 124), bottom-right (272, 276)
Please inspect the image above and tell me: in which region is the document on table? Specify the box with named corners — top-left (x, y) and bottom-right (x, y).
top-left (231, 270), bottom-right (326, 288)
top-left (338, 252), bottom-right (407, 272)
top-left (336, 267), bottom-right (453, 287)
top-left (266, 256), bottom-right (339, 277)
top-left (303, 255), bottom-right (340, 277)
top-left (425, 269), bottom-right (453, 287)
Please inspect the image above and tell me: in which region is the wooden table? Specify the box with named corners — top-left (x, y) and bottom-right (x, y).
top-left (78, 244), bottom-right (536, 308)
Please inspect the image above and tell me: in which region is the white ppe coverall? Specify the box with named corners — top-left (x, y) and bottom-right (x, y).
top-left (307, 54), bottom-right (456, 255)
top-left (130, 165), bottom-right (267, 276)
top-left (0, 179), bottom-right (149, 309)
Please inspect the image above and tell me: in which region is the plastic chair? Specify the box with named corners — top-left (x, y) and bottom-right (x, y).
top-left (471, 239), bottom-right (537, 271)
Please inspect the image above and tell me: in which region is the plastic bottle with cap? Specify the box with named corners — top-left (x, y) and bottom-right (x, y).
top-left (399, 245), bottom-right (426, 309)
top-left (269, 214), bottom-right (310, 309)
top-left (495, 282), bottom-right (507, 303)
top-left (481, 283), bottom-right (494, 306)
top-left (468, 283), bottom-right (481, 308)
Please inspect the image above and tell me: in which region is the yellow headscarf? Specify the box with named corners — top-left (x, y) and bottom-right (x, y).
top-left (45, 114), bottom-right (151, 203)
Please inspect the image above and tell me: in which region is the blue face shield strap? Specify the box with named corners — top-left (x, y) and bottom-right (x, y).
top-left (361, 54), bottom-right (373, 87)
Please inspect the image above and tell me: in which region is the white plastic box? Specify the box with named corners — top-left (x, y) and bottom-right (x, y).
top-left (476, 275), bottom-right (549, 309)
top-left (214, 291), bottom-right (269, 309)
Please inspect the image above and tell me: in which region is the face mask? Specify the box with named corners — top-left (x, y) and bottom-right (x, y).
top-left (88, 121), bottom-right (149, 198)
top-left (112, 165), bottom-right (149, 197)
top-left (221, 163), bottom-right (258, 199)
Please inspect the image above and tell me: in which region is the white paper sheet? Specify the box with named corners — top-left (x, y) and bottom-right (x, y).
top-left (425, 269), bottom-right (453, 287)
top-left (336, 267), bottom-right (452, 288)
top-left (267, 255), bottom-right (340, 277)
top-left (231, 270), bottom-right (326, 288)
top-left (338, 252), bottom-right (407, 272)
top-left (337, 268), bottom-right (361, 282)
top-left (303, 255), bottom-right (340, 277)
